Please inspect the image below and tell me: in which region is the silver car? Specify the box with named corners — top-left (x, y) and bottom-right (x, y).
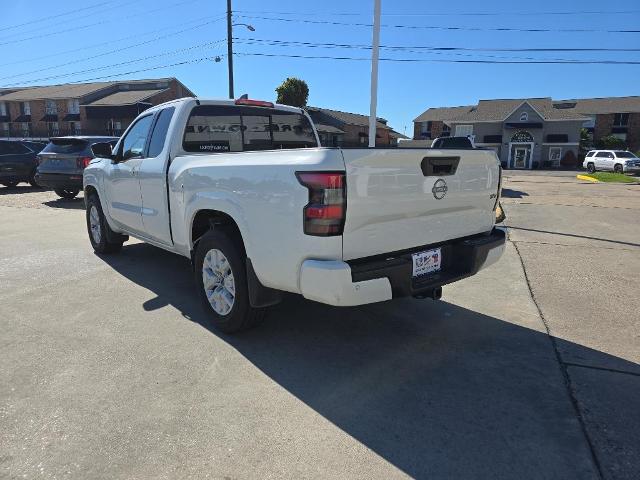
top-left (583, 150), bottom-right (640, 174)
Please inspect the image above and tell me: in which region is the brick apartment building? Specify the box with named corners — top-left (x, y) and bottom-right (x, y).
top-left (0, 78), bottom-right (194, 139)
top-left (307, 107), bottom-right (406, 147)
top-left (413, 96), bottom-right (640, 169)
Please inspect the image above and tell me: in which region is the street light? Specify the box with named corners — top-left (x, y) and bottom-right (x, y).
top-left (227, 0), bottom-right (255, 99)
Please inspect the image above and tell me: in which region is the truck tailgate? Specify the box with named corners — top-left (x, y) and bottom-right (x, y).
top-left (341, 148), bottom-right (499, 261)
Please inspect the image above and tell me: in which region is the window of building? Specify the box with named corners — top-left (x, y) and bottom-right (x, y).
top-left (455, 124), bottom-right (473, 137)
top-left (69, 122), bottom-right (81, 135)
top-left (483, 135), bottom-right (502, 143)
top-left (22, 102), bottom-right (30, 115)
top-left (546, 134), bottom-right (569, 143)
top-left (0, 102), bottom-right (6, 116)
top-left (21, 122), bottom-right (31, 136)
top-left (549, 147), bottom-right (562, 166)
top-left (47, 122), bottom-right (59, 136)
top-left (511, 130), bottom-right (534, 143)
top-left (108, 120), bottom-right (123, 136)
top-left (45, 100), bottom-right (57, 115)
top-left (519, 112), bottom-right (528, 122)
top-left (613, 113), bottom-right (629, 127)
top-left (67, 99), bottom-right (80, 114)
top-left (611, 132), bottom-right (627, 141)
top-left (420, 121), bottom-right (432, 138)
top-left (441, 124), bottom-right (451, 137)
top-left (1, 122), bottom-right (8, 135)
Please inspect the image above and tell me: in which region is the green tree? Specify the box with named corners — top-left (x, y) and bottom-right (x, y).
top-left (275, 77), bottom-right (309, 107)
top-left (579, 128), bottom-right (593, 156)
top-left (596, 134), bottom-right (626, 150)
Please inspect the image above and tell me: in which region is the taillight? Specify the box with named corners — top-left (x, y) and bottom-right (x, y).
top-left (76, 156), bottom-right (92, 169)
top-left (296, 171), bottom-right (346, 236)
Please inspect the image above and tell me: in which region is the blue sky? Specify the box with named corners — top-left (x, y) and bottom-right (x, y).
top-left (1, 0), bottom-right (639, 134)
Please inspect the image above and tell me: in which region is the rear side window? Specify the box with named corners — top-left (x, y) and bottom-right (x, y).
top-left (148, 107), bottom-right (175, 157)
top-left (0, 142), bottom-right (30, 154)
top-left (586, 151), bottom-right (595, 157)
top-left (614, 151), bottom-right (636, 158)
top-left (42, 139), bottom-right (88, 154)
top-left (183, 105), bottom-right (317, 153)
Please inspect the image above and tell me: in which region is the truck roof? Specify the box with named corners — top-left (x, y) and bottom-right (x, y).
top-left (148, 97), bottom-right (306, 115)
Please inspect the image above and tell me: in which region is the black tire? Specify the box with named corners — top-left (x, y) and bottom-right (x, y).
top-left (29, 172), bottom-right (41, 188)
top-left (55, 188), bottom-right (80, 199)
top-left (194, 228), bottom-right (265, 334)
top-left (587, 162), bottom-right (596, 173)
top-left (614, 164), bottom-right (624, 174)
top-left (85, 193), bottom-right (123, 254)
top-left (2, 181), bottom-right (18, 188)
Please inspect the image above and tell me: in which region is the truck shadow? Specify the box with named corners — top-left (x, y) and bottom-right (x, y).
top-left (99, 242), bottom-right (639, 479)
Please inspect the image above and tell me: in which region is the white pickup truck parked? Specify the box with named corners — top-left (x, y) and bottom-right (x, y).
top-left (84, 97), bottom-right (505, 332)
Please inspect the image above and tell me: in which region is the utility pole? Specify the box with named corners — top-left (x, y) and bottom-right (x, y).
top-left (226, 0), bottom-right (234, 99)
top-left (368, 0), bottom-right (381, 148)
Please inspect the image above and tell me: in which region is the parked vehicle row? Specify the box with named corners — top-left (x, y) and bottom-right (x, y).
top-left (583, 150), bottom-right (640, 174)
top-left (83, 97), bottom-right (505, 333)
top-left (0, 140), bottom-right (46, 187)
top-left (0, 136), bottom-right (119, 198)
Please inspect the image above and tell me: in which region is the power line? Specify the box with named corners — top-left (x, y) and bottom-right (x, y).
top-left (0, 0), bottom-right (119, 33)
top-left (1, 40), bottom-right (226, 87)
top-left (0, 16), bottom-right (226, 81)
top-left (234, 9), bottom-right (640, 17)
top-left (235, 37), bottom-right (640, 53)
top-left (57, 55), bottom-right (225, 85)
top-left (0, 0), bottom-right (198, 46)
top-left (0, 15), bottom-right (224, 68)
top-left (234, 14), bottom-right (640, 34)
top-left (235, 51), bottom-right (640, 65)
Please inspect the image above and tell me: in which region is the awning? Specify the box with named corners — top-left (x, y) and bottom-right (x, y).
top-left (62, 113), bottom-right (80, 121)
top-left (13, 114), bottom-right (31, 122)
top-left (40, 114), bottom-right (58, 122)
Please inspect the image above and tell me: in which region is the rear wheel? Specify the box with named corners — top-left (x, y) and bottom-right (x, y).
top-left (86, 193), bottom-right (123, 254)
top-left (54, 188), bottom-right (80, 199)
top-left (614, 164), bottom-right (624, 174)
top-left (2, 181), bottom-right (18, 188)
top-left (195, 228), bottom-right (265, 333)
top-left (29, 172), bottom-right (40, 188)
top-left (587, 162), bottom-right (596, 173)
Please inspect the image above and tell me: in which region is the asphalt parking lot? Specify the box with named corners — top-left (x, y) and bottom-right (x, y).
top-left (1, 173), bottom-right (638, 479)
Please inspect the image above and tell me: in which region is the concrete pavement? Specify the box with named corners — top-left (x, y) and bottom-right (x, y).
top-left (0, 175), bottom-right (637, 479)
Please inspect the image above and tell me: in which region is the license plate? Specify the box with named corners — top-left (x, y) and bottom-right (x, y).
top-left (412, 248), bottom-right (442, 277)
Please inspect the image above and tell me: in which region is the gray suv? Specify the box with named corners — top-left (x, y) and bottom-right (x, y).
top-left (35, 136), bottom-right (118, 198)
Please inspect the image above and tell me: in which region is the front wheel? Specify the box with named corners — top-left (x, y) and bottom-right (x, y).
top-left (55, 188), bottom-right (80, 199)
top-left (86, 194), bottom-right (123, 254)
top-left (194, 229), bottom-right (265, 333)
top-left (587, 163), bottom-right (596, 173)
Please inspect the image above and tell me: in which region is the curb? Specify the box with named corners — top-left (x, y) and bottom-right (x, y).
top-left (576, 174), bottom-right (599, 183)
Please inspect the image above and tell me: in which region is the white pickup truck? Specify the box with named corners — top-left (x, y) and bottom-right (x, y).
top-left (84, 97), bottom-right (505, 332)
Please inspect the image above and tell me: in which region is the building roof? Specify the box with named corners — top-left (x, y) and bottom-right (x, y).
top-left (84, 89), bottom-right (167, 106)
top-left (308, 107), bottom-right (391, 129)
top-left (414, 98), bottom-right (588, 123)
top-left (0, 78), bottom-right (184, 101)
top-left (314, 123), bottom-right (345, 134)
top-left (557, 96), bottom-right (640, 114)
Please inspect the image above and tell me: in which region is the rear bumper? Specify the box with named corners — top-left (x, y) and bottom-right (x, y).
top-left (299, 228), bottom-right (506, 307)
top-left (34, 172), bottom-right (83, 190)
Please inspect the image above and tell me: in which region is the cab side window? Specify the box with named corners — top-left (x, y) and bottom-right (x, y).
top-left (121, 115), bottom-right (154, 160)
top-left (148, 107), bottom-right (175, 158)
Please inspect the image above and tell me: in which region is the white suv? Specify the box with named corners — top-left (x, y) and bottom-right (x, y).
top-left (583, 150), bottom-right (640, 174)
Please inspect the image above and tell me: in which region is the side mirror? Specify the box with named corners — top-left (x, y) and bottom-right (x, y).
top-left (91, 142), bottom-right (114, 160)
